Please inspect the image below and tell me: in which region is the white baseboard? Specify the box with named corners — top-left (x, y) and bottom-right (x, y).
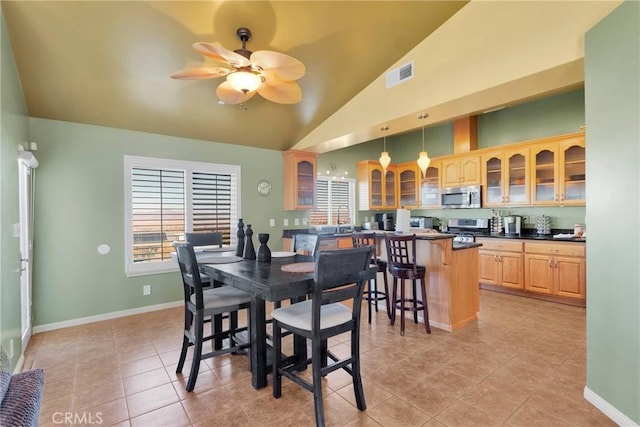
top-left (584, 386), bottom-right (639, 426)
top-left (33, 300), bottom-right (182, 334)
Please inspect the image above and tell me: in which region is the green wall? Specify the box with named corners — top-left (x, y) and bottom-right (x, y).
top-left (28, 118), bottom-right (288, 326)
top-left (0, 10), bottom-right (30, 366)
top-left (319, 89), bottom-right (587, 230)
top-left (585, 1), bottom-right (639, 424)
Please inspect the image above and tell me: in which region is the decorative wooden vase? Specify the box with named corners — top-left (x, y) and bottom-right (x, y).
top-left (236, 218), bottom-right (245, 257)
top-left (257, 233), bottom-right (271, 262)
top-left (243, 224), bottom-right (256, 260)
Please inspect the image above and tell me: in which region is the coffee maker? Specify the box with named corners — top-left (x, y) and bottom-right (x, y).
top-left (503, 215), bottom-right (523, 236)
top-left (374, 213), bottom-right (394, 231)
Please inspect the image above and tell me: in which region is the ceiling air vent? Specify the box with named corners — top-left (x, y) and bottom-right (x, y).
top-left (386, 61), bottom-right (414, 89)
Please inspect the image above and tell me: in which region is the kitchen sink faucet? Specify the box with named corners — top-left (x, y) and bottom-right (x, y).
top-left (337, 205), bottom-right (348, 225)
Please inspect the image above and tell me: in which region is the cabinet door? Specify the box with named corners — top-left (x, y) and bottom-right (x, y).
top-left (384, 168), bottom-right (397, 209)
top-left (398, 165), bottom-right (418, 208)
top-left (530, 144), bottom-right (559, 205)
top-left (296, 160), bottom-right (315, 207)
top-left (419, 162), bottom-right (441, 208)
top-left (505, 149), bottom-right (529, 205)
top-left (442, 158), bottom-right (461, 187)
top-left (460, 156), bottom-right (480, 185)
top-left (560, 142), bottom-right (586, 205)
top-left (483, 154), bottom-right (503, 206)
top-left (370, 167), bottom-right (384, 208)
top-left (478, 250), bottom-right (500, 285)
top-left (524, 254), bottom-right (553, 294)
top-left (554, 256), bottom-right (585, 298)
top-left (500, 252), bottom-right (524, 289)
top-left (337, 237), bottom-right (354, 249)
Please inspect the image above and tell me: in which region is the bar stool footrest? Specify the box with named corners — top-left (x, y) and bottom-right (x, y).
top-left (393, 299), bottom-right (425, 312)
top-left (363, 290), bottom-right (387, 302)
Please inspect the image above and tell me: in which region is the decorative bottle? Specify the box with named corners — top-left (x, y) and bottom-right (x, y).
top-left (257, 233), bottom-right (271, 262)
top-left (235, 218), bottom-right (245, 257)
top-left (243, 224), bottom-right (256, 260)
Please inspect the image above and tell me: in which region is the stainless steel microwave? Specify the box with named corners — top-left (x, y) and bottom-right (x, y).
top-left (441, 185), bottom-right (481, 209)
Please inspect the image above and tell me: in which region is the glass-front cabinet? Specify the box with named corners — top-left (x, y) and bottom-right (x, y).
top-left (357, 161), bottom-right (397, 210)
top-left (283, 150), bottom-right (317, 210)
top-left (530, 134), bottom-right (585, 206)
top-left (397, 162), bottom-right (419, 208)
top-left (419, 161), bottom-right (441, 208)
top-left (482, 148), bottom-right (529, 207)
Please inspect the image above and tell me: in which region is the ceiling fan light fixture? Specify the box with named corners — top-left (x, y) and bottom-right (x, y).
top-left (226, 71), bottom-right (262, 94)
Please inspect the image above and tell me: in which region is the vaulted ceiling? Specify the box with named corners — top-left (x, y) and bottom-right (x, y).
top-left (1, 1), bottom-right (621, 153)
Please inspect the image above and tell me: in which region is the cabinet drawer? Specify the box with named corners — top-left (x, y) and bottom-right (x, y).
top-left (524, 242), bottom-right (585, 257)
top-left (476, 238), bottom-right (523, 252)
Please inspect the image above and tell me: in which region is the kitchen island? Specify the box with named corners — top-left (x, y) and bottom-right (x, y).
top-left (284, 230), bottom-right (481, 331)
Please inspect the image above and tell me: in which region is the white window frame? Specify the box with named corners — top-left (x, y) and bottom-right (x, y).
top-left (124, 155), bottom-right (241, 277)
top-left (312, 176), bottom-right (356, 226)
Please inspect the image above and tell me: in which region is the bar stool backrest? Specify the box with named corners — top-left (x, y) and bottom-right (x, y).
top-left (385, 234), bottom-right (418, 275)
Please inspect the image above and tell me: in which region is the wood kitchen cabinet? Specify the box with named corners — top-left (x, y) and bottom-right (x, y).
top-left (283, 150), bottom-right (318, 210)
top-left (441, 154), bottom-right (481, 187)
top-left (397, 162), bottom-right (419, 208)
top-left (476, 238), bottom-right (524, 290)
top-left (530, 133), bottom-right (585, 206)
top-left (482, 147), bottom-right (530, 207)
top-left (419, 161), bottom-right (441, 208)
top-left (357, 161), bottom-right (397, 210)
top-left (524, 241), bottom-right (586, 299)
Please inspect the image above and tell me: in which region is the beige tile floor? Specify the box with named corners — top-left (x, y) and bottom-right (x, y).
top-left (24, 290), bottom-right (615, 426)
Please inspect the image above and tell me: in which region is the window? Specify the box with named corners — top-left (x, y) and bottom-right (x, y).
top-left (309, 177), bottom-right (355, 226)
top-left (124, 155), bottom-right (241, 276)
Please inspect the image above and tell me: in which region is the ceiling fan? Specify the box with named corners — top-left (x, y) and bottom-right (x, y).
top-left (171, 27), bottom-right (305, 105)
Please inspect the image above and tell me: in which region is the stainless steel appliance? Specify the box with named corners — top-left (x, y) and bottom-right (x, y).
top-left (503, 215), bottom-right (523, 236)
top-left (374, 213), bottom-right (394, 231)
top-left (409, 216), bottom-right (436, 229)
top-left (447, 218), bottom-right (490, 242)
top-left (441, 185), bottom-right (481, 209)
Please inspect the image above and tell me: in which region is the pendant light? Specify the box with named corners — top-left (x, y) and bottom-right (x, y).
top-left (378, 125), bottom-right (391, 174)
top-left (416, 113), bottom-right (431, 178)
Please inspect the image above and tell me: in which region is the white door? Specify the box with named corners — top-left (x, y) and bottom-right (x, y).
top-left (18, 150), bottom-right (38, 350)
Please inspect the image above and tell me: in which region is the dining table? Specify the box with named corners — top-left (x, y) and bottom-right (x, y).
top-left (201, 254), bottom-right (316, 389)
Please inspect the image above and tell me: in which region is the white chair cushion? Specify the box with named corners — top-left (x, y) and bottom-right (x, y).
top-left (192, 286), bottom-right (251, 310)
top-left (272, 300), bottom-right (352, 331)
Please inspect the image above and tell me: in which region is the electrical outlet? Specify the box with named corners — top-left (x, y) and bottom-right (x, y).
top-left (143, 285), bottom-right (151, 296)
top-left (294, 218), bottom-right (300, 226)
top-left (269, 218), bottom-right (275, 227)
top-left (284, 219), bottom-right (289, 226)
top-left (9, 339), bottom-right (14, 359)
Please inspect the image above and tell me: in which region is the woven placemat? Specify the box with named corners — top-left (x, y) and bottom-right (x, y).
top-left (281, 262), bottom-right (315, 273)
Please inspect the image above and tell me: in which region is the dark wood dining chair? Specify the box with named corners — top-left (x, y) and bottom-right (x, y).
top-left (384, 234), bottom-right (431, 336)
top-left (173, 242), bottom-right (251, 392)
top-left (272, 246), bottom-right (373, 427)
top-left (185, 231), bottom-right (224, 288)
top-left (292, 233), bottom-right (320, 256)
top-left (352, 231), bottom-right (390, 323)
top-left (185, 231), bottom-right (223, 248)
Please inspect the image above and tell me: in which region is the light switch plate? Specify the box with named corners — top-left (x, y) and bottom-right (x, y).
top-left (269, 219), bottom-right (275, 227)
top-left (284, 219), bottom-right (289, 226)
top-left (294, 218), bottom-right (300, 226)
top-left (13, 223), bottom-right (20, 238)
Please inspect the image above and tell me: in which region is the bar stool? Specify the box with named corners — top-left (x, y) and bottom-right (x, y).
top-left (352, 232), bottom-right (390, 323)
top-left (384, 234), bottom-right (431, 336)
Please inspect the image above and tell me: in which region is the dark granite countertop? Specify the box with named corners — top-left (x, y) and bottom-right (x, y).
top-left (474, 232), bottom-right (586, 243)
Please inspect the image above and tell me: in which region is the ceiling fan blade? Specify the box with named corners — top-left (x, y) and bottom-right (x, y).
top-left (251, 50), bottom-right (305, 81)
top-left (257, 80), bottom-right (302, 104)
top-left (193, 42), bottom-right (250, 68)
top-left (170, 67), bottom-right (231, 80)
top-left (216, 81), bottom-right (255, 105)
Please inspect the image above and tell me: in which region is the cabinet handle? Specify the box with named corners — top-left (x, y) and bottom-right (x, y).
top-left (494, 254), bottom-right (499, 262)
top-left (554, 194), bottom-right (559, 201)
top-left (560, 194), bottom-right (564, 202)
top-left (554, 259), bottom-right (558, 268)
top-left (498, 255), bottom-right (502, 262)
top-left (548, 258), bottom-right (553, 268)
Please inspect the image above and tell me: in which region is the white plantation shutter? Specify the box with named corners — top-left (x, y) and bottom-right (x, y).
top-left (125, 156), bottom-right (241, 276)
top-left (131, 168), bottom-right (185, 263)
top-left (309, 177), bottom-right (354, 226)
